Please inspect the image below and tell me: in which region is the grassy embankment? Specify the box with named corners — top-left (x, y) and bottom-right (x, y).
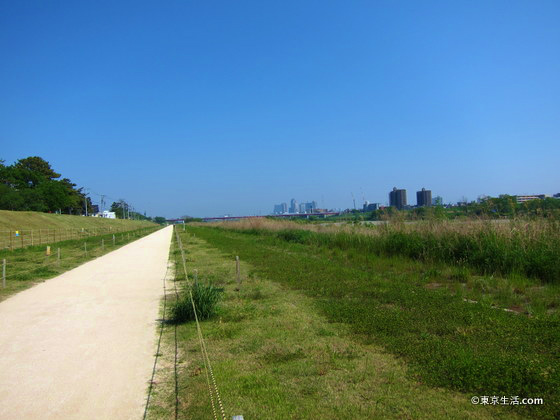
top-left (0, 210), bottom-right (159, 301)
top-left (0, 209), bottom-right (154, 230)
top-left (144, 227), bottom-right (527, 420)
top-left (0, 209), bottom-right (155, 249)
top-left (176, 220), bottom-right (558, 419)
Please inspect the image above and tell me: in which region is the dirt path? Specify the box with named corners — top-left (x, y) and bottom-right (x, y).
top-left (0, 225), bottom-right (173, 420)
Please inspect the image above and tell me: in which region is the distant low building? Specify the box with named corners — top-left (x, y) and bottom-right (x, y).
top-left (516, 194), bottom-right (548, 204)
top-left (432, 196), bottom-right (443, 206)
top-left (93, 211), bottom-right (116, 219)
top-left (363, 202), bottom-right (379, 211)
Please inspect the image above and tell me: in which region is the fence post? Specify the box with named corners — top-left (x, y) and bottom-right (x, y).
top-left (57, 248), bottom-right (61, 265)
top-left (113, 235), bottom-right (115, 246)
top-left (31, 230), bottom-right (34, 246)
top-left (102, 239), bottom-right (104, 250)
top-left (2, 259), bottom-right (5, 289)
top-left (84, 242), bottom-right (87, 257)
top-left (235, 256), bottom-right (241, 290)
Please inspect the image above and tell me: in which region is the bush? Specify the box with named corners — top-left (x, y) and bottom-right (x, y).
top-left (171, 281), bottom-right (223, 323)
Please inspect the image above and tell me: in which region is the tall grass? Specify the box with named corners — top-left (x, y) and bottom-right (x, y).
top-left (205, 218), bottom-right (560, 283)
top-left (171, 281), bottom-right (223, 323)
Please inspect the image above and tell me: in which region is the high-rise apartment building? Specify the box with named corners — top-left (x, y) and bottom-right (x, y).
top-left (416, 188), bottom-right (432, 207)
top-left (389, 187), bottom-right (407, 210)
top-left (273, 203), bottom-right (288, 214)
top-left (289, 199), bottom-right (298, 213)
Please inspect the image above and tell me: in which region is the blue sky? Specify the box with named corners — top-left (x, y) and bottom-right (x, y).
top-left (1, 1), bottom-right (559, 217)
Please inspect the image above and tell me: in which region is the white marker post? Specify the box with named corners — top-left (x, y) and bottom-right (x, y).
top-left (235, 256), bottom-right (241, 290)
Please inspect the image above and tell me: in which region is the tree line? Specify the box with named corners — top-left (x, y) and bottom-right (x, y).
top-left (362, 195), bottom-right (560, 221)
top-left (0, 156), bottom-right (167, 223)
top-left (0, 156), bottom-right (92, 214)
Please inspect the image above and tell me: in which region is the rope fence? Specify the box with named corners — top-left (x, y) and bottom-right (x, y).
top-left (0, 225), bottom-right (150, 251)
top-left (174, 226), bottom-right (229, 420)
top-left (1, 226), bottom-right (159, 289)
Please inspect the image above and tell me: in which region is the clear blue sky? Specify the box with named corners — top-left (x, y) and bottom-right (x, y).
top-left (1, 1), bottom-right (559, 217)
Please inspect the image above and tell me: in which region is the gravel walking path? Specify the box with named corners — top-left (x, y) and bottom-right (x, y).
top-left (0, 225), bottom-right (173, 420)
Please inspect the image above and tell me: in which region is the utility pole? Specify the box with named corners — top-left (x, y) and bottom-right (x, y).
top-left (84, 195), bottom-right (88, 216)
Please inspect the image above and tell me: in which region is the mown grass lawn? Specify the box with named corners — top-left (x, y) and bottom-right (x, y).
top-left (145, 229), bottom-right (528, 420)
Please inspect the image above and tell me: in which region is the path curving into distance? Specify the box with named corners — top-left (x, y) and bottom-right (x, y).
top-left (0, 225), bottom-right (173, 420)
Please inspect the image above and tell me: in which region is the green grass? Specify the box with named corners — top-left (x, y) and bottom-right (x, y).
top-left (213, 218), bottom-right (560, 283)
top-left (144, 229), bottom-right (527, 420)
top-left (0, 209), bottom-right (155, 230)
top-left (0, 226), bottom-right (160, 301)
top-left (325, 223), bottom-right (560, 283)
top-left (0, 209), bottom-right (156, 250)
top-left (183, 226), bottom-right (559, 420)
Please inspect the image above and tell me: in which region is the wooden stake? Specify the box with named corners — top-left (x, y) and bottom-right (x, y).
top-left (46, 245), bottom-right (51, 256)
top-left (57, 248), bottom-right (61, 264)
top-left (84, 242), bottom-right (87, 257)
top-left (2, 258), bottom-right (5, 289)
top-left (235, 256), bottom-right (241, 290)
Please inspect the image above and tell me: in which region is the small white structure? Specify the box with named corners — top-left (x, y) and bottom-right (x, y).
top-left (93, 211), bottom-right (116, 219)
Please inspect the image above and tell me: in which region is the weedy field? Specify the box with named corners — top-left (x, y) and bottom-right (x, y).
top-left (145, 225), bottom-right (551, 420)
top-left (205, 217), bottom-right (560, 284)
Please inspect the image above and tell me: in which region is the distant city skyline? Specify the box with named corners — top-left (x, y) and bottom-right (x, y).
top-left (1, 2), bottom-right (559, 218)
